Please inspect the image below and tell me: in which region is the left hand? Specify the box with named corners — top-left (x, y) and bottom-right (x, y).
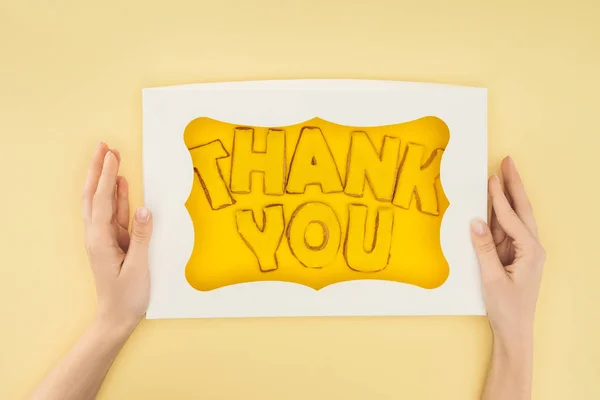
top-left (82, 142), bottom-right (153, 334)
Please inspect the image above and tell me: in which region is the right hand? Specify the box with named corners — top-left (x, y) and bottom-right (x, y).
top-left (470, 156), bottom-right (545, 344)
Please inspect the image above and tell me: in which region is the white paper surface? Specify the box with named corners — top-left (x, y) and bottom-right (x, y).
top-left (143, 79), bottom-right (487, 319)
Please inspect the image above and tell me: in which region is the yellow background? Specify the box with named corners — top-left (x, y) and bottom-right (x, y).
top-left (0, 0), bottom-right (598, 398)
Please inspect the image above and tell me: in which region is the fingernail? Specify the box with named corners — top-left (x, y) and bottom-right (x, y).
top-left (136, 207), bottom-right (150, 222)
top-left (471, 219), bottom-right (487, 236)
top-left (104, 150), bottom-right (112, 161)
top-left (507, 156), bottom-right (514, 166)
top-left (111, 148), bottom-right (121, 162)
top-left (490, 174), bottom-right (499, 183)
top-left (97, 141), bottom-right (104, 149)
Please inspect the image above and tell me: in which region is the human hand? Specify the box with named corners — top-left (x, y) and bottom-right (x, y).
top-left (82, 142), bottom-right (153, 335)
top-left (470, 157), bottom-right (545, 345)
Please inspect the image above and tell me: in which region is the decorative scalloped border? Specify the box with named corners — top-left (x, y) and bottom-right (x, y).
top-left (183, 116), bottom-right (450, 290)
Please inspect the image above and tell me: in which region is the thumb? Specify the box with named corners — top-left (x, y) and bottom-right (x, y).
top-left (470, 218), bottom-right (505, 283)
top-left (124, 207), bottom-right (153, 268)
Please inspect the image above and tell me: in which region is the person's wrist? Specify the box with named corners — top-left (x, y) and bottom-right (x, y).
top-left (93, 309), bottom-right (140, 343)
top-left (80, 316), bottom-right (136, 358)
top-left (492, 324), bottom-right (534, 363)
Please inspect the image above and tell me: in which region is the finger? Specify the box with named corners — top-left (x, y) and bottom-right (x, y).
top-left (111, 148), bottom-right (121, 164)
top-left (111, 149), bottom-right (121, 217)
top-left (501, 156), bottom-right (538, 238)
top-left (83, 142), bottom-right (110, 222)
top-left (489, 174), bottom-right (534, 242)
top-left (488, 182), bottom-right (505, 245)
top-left (489, 207), bottom-right (506, 245)
top-left (470, 218), bottom-right (506, 284)
top-left (116, 176), bottom-right (130, 230)
top-left (93, 151), bottom-right (119, 223)
top-left (500, 174), bottom-right (514, 208)
top-left (122, 207), bottom-right (153, 273)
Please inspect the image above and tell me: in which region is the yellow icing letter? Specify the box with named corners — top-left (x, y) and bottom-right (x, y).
top-left (344, 205), bottom-right (394, 272)
top-left (189, 140), bottom-right (235, 210)
top-left (392, 144), bottom-right (443, 215)
top-left (344, 132), bottom-right (401, 201)
top-left (286, 202), bottom-right (341, 268)
top-left (230, 128), bottom-right (286, 195)
top-left (236, 205), bottom-right (285, 272)
top-left (286, 127), bottom-right (343, 194)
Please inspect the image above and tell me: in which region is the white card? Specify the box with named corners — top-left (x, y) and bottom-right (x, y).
top-left (143, 80), bottom-right (487, 319)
